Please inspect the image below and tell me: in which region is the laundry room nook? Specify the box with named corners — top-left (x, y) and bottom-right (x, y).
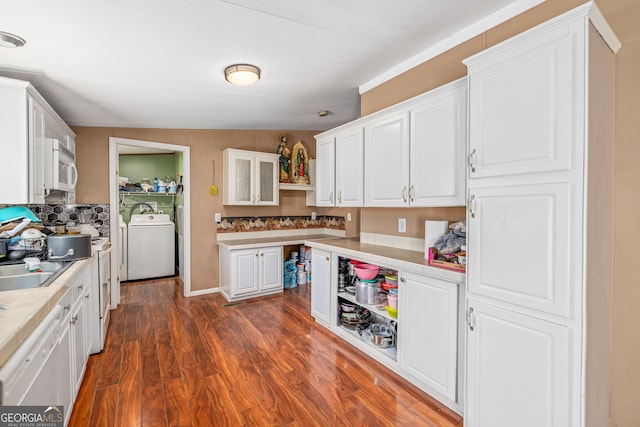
top-left (117, 147), bottom-right (184, 282)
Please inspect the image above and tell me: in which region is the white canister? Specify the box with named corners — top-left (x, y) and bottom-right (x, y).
top-left (297, 270), bottom-right (307, 285)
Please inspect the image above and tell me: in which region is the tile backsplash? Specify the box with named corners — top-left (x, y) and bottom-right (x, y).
top-left (217, 215), bottom-right (345, 233)
top-left (27, 204), bottom-right (111, 236)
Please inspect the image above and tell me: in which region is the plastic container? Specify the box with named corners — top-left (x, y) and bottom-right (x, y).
top-left (384, 275), bottom-right (398, 286)
top-left (353, 264), bottom-right (379, 280)
top-left (387, 288), bottom-right (398, 309)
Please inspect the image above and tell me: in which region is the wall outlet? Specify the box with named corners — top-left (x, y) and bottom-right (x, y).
top-left (398, 217), bottom-right (406, 233)
top-left (347, 212), bottom-right (352, 221)
top-left (214, 212), bottom-right (221, 223)
top-left (311, 212), bottom-right (317, 220)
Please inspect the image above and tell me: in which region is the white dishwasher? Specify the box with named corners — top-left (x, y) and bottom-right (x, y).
top-left (127, 214), bottom-right (175, 281)
top-left (0, 305), bottom-right (62, 405)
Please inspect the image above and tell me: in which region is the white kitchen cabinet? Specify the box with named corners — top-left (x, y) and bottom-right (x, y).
top-left (467, 182), bottom-right (573, 317)
top-left (57, 290), bottom-right (73, 426)
top-left (364, 112), bottom-right (409, 206)
top-left (465, 300), bottom-right (569, 427)
top-left (310, 248), bottom-right (332, 325)
top-left (70, 264), bottom-right (92, 397)
top-left (28, 96), bottom-right (48, 204)
top-left (0, 76), bottom-right (76, 204)
top-left (222, 148), bottom-right (279, 206)
top-left (335, 126), bottom-right (364, 207)
top-left (409, 80), bottom-right (466, 207)
top-left (398, 272), bottom-right (458, 403)
top-left (314, 126), bottom-right (364, 207)
top-left (219, 246), bottom-right (283, 301)
top-left (463, 4), bottom-right (618, 426)
top-left (363, 78), bottom-right (466, 207)
top-left (315, 135), bottom-right (335, 206)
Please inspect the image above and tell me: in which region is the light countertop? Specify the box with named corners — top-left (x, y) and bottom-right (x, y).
top-left (217, 233), bottom-right (340, 250)
top-left (305, 237), bottom-right (465, 285)
top-left (0, 258), bottom-right (91, 367)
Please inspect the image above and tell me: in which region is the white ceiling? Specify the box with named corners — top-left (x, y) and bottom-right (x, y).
top-left (0, 0), bottom-right (539, 131)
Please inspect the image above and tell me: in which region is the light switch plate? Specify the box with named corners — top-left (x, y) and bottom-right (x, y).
top-left (398, 217), bottom-right (406, 233)
top-left (214, 213), bottom-right (221, 223)
top-left (347, 212), bottom-right (352, 221)
top-left (311, 212), bottom-right (317, 220)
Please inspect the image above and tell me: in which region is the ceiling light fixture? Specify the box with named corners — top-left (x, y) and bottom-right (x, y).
top-left (317, 110), bottom-right (330, 117)
top-left (0, 31), bottom-right (26, 48)
top-left (224, 64), bottom-right (260, 86)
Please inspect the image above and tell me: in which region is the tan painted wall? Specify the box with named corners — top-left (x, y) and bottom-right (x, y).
top-left (361, 0), bottom-right (640, 424)
top-left (73, 127), bottom-right (358, 292)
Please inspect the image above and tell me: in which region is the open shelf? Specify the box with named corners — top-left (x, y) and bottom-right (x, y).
top-left (279, 183), bottom-right (314, 191)
top-left (338, 291), bottom-right (396, 322)
top-left (336, 323), bottom-right (397, 361)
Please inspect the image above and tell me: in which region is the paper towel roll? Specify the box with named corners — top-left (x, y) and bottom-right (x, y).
top-left (425, 220), bottom-right (449, 259)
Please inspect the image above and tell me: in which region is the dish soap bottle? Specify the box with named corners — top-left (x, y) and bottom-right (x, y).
top-left (153, 177), bottom-right (159, 192)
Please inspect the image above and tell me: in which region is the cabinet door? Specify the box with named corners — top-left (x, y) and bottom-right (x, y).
top-left (364, 112), bottom-right (410, 206)
top-left (467, 182), bottom-right (574, 317)
top-left (71, 301), bottom-right (87, 396)
top-left (57, 320), bottom-right (73, 424)
top-left (255, 153), bottom-right (279, 205)
top-left (259, 247), bottom-right (282, 291)
top-left (410, 84), bottom-right (466, 207)
top-left (28, 96), bottom-right (48, 203)
top-left (315, 136), bottom-right (335, 206)
top-left (466, 300), bottom-right (570, 427)
top-left (399, 272), bottom-right (458, 402)
top-left (335, 127), bottom-right (364, 207)
top-left (467, 26), bottom-right (579, 179)
top-left (231, 249), bottom-right (259, 295)
top-left (310, 249), bottom-right (331, 325)
top-left (224, 150), bottom-right (255, 205)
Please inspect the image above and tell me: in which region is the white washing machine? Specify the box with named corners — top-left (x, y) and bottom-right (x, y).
top-left (119, 214), bottom-right (128, 282)
top-left (127, 214), bottom-right (175, 281)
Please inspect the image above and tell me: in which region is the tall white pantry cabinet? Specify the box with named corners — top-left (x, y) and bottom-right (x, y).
top-left (463, 3), bottom-right (619, 427)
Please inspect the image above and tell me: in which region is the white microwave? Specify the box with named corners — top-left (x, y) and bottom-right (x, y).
top-left (44, 138), bottom-right (78, 192)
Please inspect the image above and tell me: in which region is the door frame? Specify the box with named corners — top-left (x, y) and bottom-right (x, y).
top-left (108, 137), bottom-right (192, 304)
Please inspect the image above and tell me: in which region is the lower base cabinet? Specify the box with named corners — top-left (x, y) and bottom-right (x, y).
top-left (399, 272), bottom-right (459, 403)
top-left (219, 246), bottom-right (283, 301)
top-left (465, 299), bottom-right (570, 427)
top-left (308, 249), bottom-right (462, 414)
top-left (57, 262), bottom-right (92, 426)
top-left (310, 249), bottom-right (331, 325)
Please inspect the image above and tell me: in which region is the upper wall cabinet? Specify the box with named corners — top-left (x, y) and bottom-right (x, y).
top-left (315, 126), bottom-right (364, 207)
top-left (0, 76), bottom-right (76, 204)
top-left (466, 27), bottom-right (575, 179)
top-left (223, 148), bottom-right (279, 206)
top-left (365, 78), bottom-right (467, 207)
top-left (364, 112), bottom-right (410, 206)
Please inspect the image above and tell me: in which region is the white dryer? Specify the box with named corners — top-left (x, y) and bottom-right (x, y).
top-left (127, 214), bottom-right (175, 281)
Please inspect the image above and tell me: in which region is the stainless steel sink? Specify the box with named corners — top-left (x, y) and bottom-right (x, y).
top-left (0, 261), bottom-right (72, 292)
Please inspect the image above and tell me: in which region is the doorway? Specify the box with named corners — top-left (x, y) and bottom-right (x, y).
top-left (108, 137), bottom-right (192, 305)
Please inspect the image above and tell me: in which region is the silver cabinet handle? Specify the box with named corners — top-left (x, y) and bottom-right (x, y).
top-left (469, 148), bottom-right (477, 173)
top-left (71, 315), bottom-right (78, 325)
top-left (77, 284), bottom-right (83, 291)
top-left (469, 194), bottom-right (477, 218)
top-left (467, 307), bottom-right (475, 331)
top-left (85, 294), bottom-right (90, 299)
top-left (338, 191), bottom-right (342, 204)
top-left (325, 256), bottom-right (329, 261)
top-left (63, 304), bottom-right (70, 313)
top-left (401, 186), bottom-right (407, 203)
top-left (329, 191), bottom-right (334, 204)
top-left (400, 277), bottom-right (405, 283)
top-left (409, 185), bottom-right (415, 203)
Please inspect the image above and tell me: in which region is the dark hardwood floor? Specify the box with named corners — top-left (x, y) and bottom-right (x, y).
top-left (69, 277), bottom-right (463, 426)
